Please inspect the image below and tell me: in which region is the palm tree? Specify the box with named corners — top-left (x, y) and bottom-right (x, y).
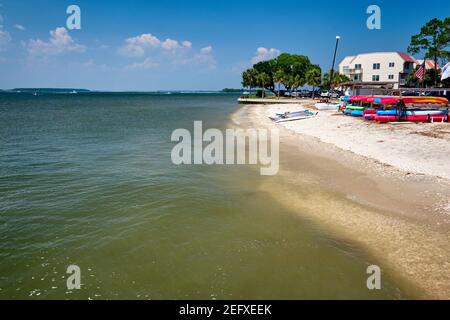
top-left (322, 71), bottom-right (350, 90)
top-left (273, 69), bottom-right (285, 98)
top-left (305, 67), bottom-right (321, 99)
top-left (291, 74), bottom-right (302, 98)
top-left (256, 72), bottom-right (270, 98)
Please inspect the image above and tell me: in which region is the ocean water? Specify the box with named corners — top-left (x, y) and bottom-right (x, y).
top-left (0, 92), bottom-right (411, 299)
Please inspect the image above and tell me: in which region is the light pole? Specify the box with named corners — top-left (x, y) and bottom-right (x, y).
top-left (329, 35), bottom-right (340, 92)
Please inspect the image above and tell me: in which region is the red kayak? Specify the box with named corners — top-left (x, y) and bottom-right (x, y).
top-left (403, 115), bottom-right (447, 122)
top-left (374, 97), bottom-right (400, 105)
top-left (349, 95), bottom-right (372, 102)
top-left (363, 109), bottom-right (376, 114)
top-left (375, 115), bottom-right (398, 122)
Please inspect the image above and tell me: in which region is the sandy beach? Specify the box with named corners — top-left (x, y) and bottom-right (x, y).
top-left (232, 100), bottom-right (450, 299)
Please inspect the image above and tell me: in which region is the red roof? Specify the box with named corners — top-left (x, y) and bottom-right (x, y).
top-left (397, 52), bottom-right (418, 64)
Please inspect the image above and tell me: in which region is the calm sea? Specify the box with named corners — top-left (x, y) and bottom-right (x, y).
top-left (0, 92), bottom-right (411, 299)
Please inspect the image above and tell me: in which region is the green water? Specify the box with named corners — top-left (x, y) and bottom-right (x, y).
top-left (0, 92), bottom-right (410, 299)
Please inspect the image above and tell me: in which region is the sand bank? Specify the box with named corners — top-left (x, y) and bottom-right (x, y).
top-left (231, 102), bottom-right (450, 299)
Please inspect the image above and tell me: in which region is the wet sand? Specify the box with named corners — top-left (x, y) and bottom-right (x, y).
top-left (231, 103), bottom-right (450, 299)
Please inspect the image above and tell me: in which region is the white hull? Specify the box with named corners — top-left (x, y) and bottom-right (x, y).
top-left (405, 110), bottom-right (445, 116)
top-left (275, 115), bottom-right (314, 123)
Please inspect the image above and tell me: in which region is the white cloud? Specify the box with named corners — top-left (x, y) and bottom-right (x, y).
top-left (200, 46), bottom-right (212, 55)
top-left (26, 27), bottom-right (86, 56)
top-left (251, 47), bottom-right (280, 64)
top-left (119, 34), bottom-right (194, 57)
top-left (194, 46), bottom-right (216, 69)
top-left (119, 33), bottom-right (161, 57)
top-left (181, 41), bottom-right (192, 49)
top-left (120, 33), bottom-right (215, 70)
top-left (14, 24), bottom-right (25, 31)
top-left (174, 46), bottom-right (216, 69)
top-left (161, 38), bottom-right (180, 51)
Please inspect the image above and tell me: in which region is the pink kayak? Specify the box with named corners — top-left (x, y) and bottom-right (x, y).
top-left (403, 115), bottom-right (447, 122)
top-left (375, 115), bottom-right (399, 122)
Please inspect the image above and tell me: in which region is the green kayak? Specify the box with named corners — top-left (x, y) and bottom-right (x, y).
top-left (345, 105), bottom-right (365, 110)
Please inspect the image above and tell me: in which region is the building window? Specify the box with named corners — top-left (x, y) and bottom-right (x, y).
top-left (373, 63), bottom-right (380, 70)
top-left (389, 62), bottom-right (395, 68)
top-left (372, 75), bottom-right (380, 81)
top-left (388, 74), bottom-right (394, 80)
top-left (355, 64), bottom-right (362, 70)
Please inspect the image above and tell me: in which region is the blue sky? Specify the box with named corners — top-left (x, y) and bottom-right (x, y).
top-left (0, 0), bottom-right (449, 91)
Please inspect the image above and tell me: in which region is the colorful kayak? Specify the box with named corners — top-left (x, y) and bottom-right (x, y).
top-left (363, 114), bottom-right (376, 121)
top-left (376, 109), bottom-right (398, 116)
top-left (351, 110), bottom-right (363, 116)
top-left (363, 109), bottom-right (376, 114)
top-left (374, 97), bottom-right (400, 105)
top-left (345, 105), bottom-right (365, 110)
top-left (403, 115), bottom-right (447, 122)
top-left (401, 96), bottom-right (449, 105)
top-left (403, 109), bottom-right (446, 116)
top-left (375, 115), bottom-right (398, 122)
top-left (349, 95), bottom-right (371, 102)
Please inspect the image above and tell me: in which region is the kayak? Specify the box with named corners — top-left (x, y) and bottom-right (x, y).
top-left (376, 109), bottom-right (398, 116)
top-left (375, 115), bottom-right (398, 122)
top-left (351, 110), bottom-right (363, 116)
top-left (402, 96), bottom-right (449, 105)
top-left (349, 95), bottom-right (371, 102)
top-left (364, 114), bottom-right (376, 120)
top-left (345, 105), bottom-right (365, 110)
top-left (275, 115), bottom-right (316, 123)
top-left (343, 108), bottom-right (352, 115)
top-left (403, 109), bottom-right (446, 116)
top-left (402, 115), bottom-right (447, 122)
top-left (270, 110), bottom-right (318, 122)
top-left (363, 109), bottom-right (376, 114)
top-left (374, 97), bottom-right (399, 105)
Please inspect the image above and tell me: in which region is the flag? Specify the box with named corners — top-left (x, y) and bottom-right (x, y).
top-left (441, 62), bottom-right (450, 81)
top-left (415, 62), bottom-right (426, 80)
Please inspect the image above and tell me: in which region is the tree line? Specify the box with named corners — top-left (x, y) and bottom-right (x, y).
top-left (241, 53), bottom-right (350, 97)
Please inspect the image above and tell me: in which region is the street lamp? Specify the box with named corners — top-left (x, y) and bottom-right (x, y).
top-left (329, 35), bottom-right (340, 92)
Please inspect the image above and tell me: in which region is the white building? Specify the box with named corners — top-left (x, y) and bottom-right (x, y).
top-left (338, 52), bottom-right (433, 89)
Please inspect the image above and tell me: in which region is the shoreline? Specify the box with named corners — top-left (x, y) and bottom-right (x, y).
top-left (231, 102), bottom-right (450, 299)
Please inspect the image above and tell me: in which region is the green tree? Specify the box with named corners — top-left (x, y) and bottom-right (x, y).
top-left (322, 71), bottom-right (350, 90)
top-left (255, 72), bottom-right (271, 98)
top-left (241, 53), bottom-right (316, 96)
top-left (241, 68), bottom-right (258, 93)
top-left (408, 17), bottom-right (450, 87)
top-left (305, 66), bottom-right (322, 99)
top-left (406, 66), bottom-right (442, 87)
top-left (273, 69), bottom-right (286, 98)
